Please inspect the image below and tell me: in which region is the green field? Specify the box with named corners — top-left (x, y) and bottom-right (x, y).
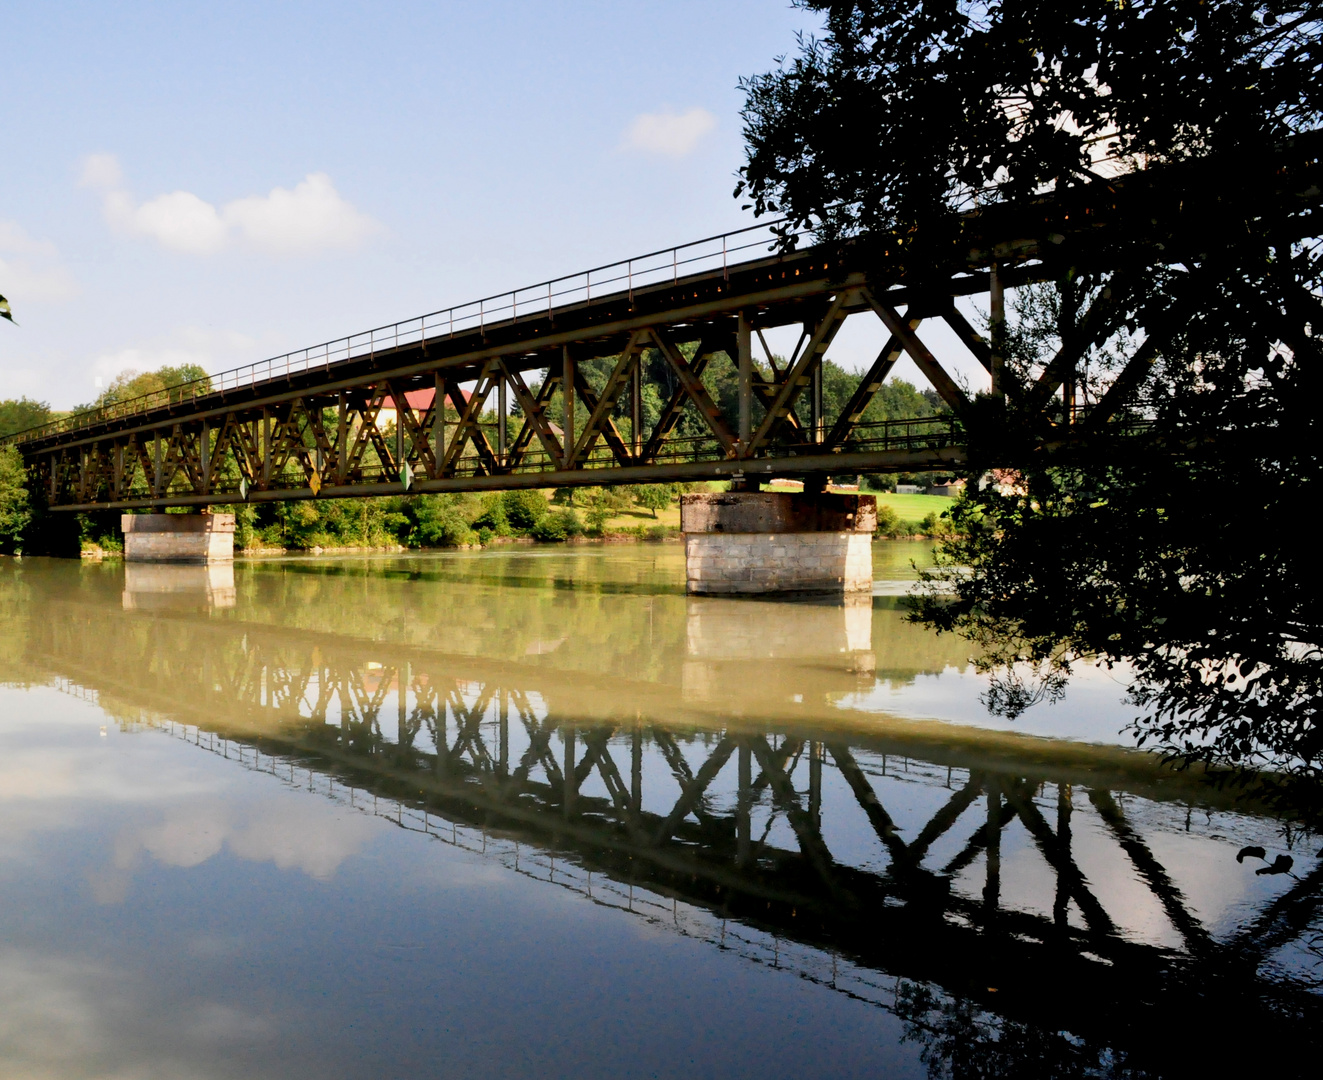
top-left (872, 492), bottom-right (955, 521)
top-left (546, 485), bottom-right (954, 536)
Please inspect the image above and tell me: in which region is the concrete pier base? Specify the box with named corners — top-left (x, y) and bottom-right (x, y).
top-left (680, 492), bottom-right (876, 595)
top-left (121, 514), bottom-right (235, 563)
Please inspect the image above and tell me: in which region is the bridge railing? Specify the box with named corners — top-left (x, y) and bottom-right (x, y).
top-left (9, 219), bottom-right (807, 448)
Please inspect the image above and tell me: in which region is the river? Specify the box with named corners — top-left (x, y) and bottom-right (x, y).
top-left (1, 543), bottom-right (1319, 1078)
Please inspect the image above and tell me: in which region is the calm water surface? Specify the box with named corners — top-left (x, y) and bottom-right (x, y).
top-left (1, 542), bottom-right (1319, 1078)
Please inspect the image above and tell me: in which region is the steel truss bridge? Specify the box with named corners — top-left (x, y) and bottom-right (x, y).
top-left (23, 592), bottom-right (1323, 1072)
top-left (11, 140), bottom-right (1321, 511)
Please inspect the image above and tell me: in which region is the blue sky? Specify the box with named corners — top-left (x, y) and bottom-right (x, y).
top-left (1, 1), bottom-right (987, 410)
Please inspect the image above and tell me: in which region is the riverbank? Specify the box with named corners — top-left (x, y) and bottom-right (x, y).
top-left (61, 483), bottom-right (963, 559)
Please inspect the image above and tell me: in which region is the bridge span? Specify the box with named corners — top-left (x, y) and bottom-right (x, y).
top-left (13, 222), bottom-right (991, 512)
top-left (0, 195), bottom-right (1175, 510)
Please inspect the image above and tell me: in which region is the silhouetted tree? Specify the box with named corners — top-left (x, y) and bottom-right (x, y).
top-left (740, 1), bottom-right (1323, 801)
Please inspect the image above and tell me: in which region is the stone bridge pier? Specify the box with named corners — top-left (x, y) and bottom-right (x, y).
top-left (680, 492), bottom-right (876, 595)
top-left (121, 513), bottom-right (235, 563)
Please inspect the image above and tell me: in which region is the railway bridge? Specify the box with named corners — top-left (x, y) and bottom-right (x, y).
top-left (19, 154), bottom-right (1321, 510)
top-left (6, 141), bottom-right (1319, 586)
top-left (13, 221), bottom-right (1001, 512)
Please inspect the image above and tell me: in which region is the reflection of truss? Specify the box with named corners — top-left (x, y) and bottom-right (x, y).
top-left (142, 713), bottom-right (909, 1014)
top-left (48, 622), bottom-right (1323, 1066)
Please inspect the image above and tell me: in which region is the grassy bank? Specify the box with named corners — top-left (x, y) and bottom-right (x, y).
top-left (873, 492), bottom-right (954, 520)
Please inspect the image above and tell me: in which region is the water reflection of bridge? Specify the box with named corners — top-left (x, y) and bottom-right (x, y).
top-left (16, 568), bottom-right (1321, 1073)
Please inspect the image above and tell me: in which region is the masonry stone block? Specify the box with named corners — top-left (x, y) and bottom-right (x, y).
top-left (121, 513), bottom-right (235, 563)
top-left (681, 492), bottom-right (876, 595)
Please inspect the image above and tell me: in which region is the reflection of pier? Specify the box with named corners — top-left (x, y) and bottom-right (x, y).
top-left (121, 562), bottom-right (236, 610)
top-left (26, 593), bottom-right (1323, 1073)
top-left (684, 594), bottom-right (876, 704)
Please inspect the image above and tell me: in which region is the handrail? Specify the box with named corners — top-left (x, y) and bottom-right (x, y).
top-left (8, 218), bottom-right (804, 447)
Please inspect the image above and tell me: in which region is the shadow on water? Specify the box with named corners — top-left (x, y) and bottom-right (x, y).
top-left (2, 550), bottom-right (1320, 1078)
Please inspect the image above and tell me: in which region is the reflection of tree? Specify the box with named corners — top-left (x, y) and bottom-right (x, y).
top-left (895, 982), bottom-right (1144, 1080)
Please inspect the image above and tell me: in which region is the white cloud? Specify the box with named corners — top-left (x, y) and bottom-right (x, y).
top-left (109, 797), bottom-right (381, 885)
top-left (87, 327), bottom-right (260, 388)
top-left (224, 172), bottom-right (381, 254)
top-left (0, 221), bottom-right (58, 259)
top-left (85, 154), bottom-right (382, 256)
top-left (78, 151), bottom-right (124, 189)
top-left (226, 801), bottom-right (381, 880)
top-left (107, 188), bottom-right (230, 255)
top-left (620, 106), bottom-right (718, 157)
top-left (0, 944), bottom-right (275, 1073)
top-left (89, 346), bottom-right (212, 387)
top-left (0, 220), bottom-right (79, 304)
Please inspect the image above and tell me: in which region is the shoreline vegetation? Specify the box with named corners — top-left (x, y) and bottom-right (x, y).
top-left (68, 484), bottom-right (963, 559)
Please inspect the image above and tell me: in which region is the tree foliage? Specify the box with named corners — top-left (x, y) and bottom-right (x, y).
top-left (0, 444), bottom-right (31, 553)
top-left (78, 364), bottom-right (213, 413)
top-left (739, 0), bottom-right (1323, 271)
top-left (0, 397), bottom-right (52, 439)
top-left (742, 1), bottom-right (1323, 799)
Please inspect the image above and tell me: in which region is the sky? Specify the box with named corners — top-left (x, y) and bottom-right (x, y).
top-left (1, 1), bottom-right (989, 411)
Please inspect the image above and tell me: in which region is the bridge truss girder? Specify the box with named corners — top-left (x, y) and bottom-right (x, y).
top-left (28, 252), bottom-right (1056, 511)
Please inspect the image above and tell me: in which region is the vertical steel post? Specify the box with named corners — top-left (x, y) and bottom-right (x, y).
top-left (631, 362), bottom-right (642, 462)
top-left (737, 311), bottom-right (752, 450)
top-left (984, 780), bottom-right (1001, 916)
top-left (809, 740), bottom-right (822, 833)
top-left (394, 392), bottom-right (404, 473)
top-left (398, 660), bottom-right (408, 733)
top-left (153, 432), bottom-right (162, 497)
top-left (200, 419), bottom-right (210, 494)
top-left (631, 727), bottom-right (643, 816)
top-left (811, 363), bottom-right (823, 445)
top-left (737, 743), bottom-right (751, 867)
top-left (336, 390), bottom-right (347, 484)
top-left (563, 726), bottom-right (576, 819)
top-left (562, 345), bottom-right (575, 467)
top-left (1054, 783), bottom-right (1072, 929)
top-left (497, 375), bottom-right (507, 461)
top-left (990, 261), bottom-right (1005, 398)
top-left (261, 408), bottom-right (272, 488)
top-left (50, 453), bottom-right (57, 502)
top-left (434, 372), bottom-right (446, 473)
